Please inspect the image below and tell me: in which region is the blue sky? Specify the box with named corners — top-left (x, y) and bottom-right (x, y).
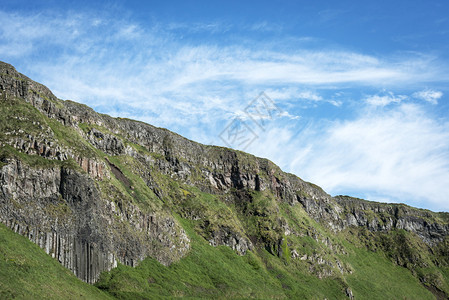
top-left (1, 1), bottom-right (449, 211)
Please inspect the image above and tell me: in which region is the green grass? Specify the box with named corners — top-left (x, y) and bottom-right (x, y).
top-left (96, 218), bottom-right (349, 299)
top-left (169, 185), bottom-right (245, 238)
top-left (0, 96), bottom-right (47, 138)
top-left (0, 211), bottom-right (439, 300)
top-left (94, 211), bottom-right (446, 299)
top-left (0, 144), bottom-right (80, 170)
top-left (0, 223), bottom-right (113, 300)
top-left (0, 96), bottom-right (100, 162)
top-left (92, 176), bottom-right (446, 299)
top-left (105, 155), bottom-right (163, 212)
top-left (342, 241), bottom-right (435, 299)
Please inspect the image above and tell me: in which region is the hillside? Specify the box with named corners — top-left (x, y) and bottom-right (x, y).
top-left (1, 61), bottom-right (448, 299)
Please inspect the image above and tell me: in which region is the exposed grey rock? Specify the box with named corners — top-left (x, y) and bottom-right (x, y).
top-left (208, 226), bottom-right (253, 255)
top-left (334, 196), bottom-right (449, 245)
top-left (0, 158), bottom-right (190, 283)
top-left (346, 287), bottom-right (354, 299)
top-left (86, 128), bottom-right (125, 155)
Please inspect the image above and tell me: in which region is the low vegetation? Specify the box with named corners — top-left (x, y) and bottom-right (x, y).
top-left (0, 223), bottom-right (112, 299)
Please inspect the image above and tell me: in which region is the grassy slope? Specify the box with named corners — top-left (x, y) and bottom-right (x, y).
top-left (96, 218), bottom-right (435, 299)
top-left (96, 218), bottom-right (346, 299)
top-left (0, 223), bottom-right (113, 300)
top-left (0, 211), bottom-right (437, 299)
top-left (94, 158), bottom-right (440, 298)
top-left (343, 242), bottom-right (434, 299)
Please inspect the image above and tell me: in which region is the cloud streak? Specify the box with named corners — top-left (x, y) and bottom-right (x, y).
top-left (245, 103), bottom-right (449, 211)
top-left (284, 104), bottom-right (449, 211)
top-left (365, 92), bottom-right (407, 107)
top-left (413, 89), bottom-right (443, 104)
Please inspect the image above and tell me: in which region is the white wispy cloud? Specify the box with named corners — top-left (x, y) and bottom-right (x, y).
top-left (2, 11), bottom-right (445, 94)
top-left (245, 103), bottom-right (449, 211)
top-left (365, 92), bottom-right (407, 106)
top-left (412, 89), bottom-right (443, 104)
top-left (287, 104), bottom-right (449, 211)
top-left (2, 9), bottom-right (449, 211)
top-left (297, 91), bottom-right (322, 101)
top-left (279, 111), bottom-right (301, 120)
top-left (167, 21), bottom-right (232, 34)
top-left (249, 21), bottom-right (283, 32)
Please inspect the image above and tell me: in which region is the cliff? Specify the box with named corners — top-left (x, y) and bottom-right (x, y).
top-left (1, 61), bottom-right (448, 298)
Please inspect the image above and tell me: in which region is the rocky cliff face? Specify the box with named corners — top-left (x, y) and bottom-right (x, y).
top-left (0, 62), bottom-right (191, 283)
top-left (1, 61), bottom-right (448, 294)
top-left (0, 159), bottom-right (190, 283)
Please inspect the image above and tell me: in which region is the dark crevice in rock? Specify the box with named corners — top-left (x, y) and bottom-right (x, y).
top-left (424, 284), bottom-right (448, 300)
top-left (106, 159), bottom-right (131, 189)
top-left (255, 174), bottom-right (261, 191)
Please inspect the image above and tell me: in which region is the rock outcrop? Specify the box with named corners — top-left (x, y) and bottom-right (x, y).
top-left (0, 158), bottom-right (190, 283)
